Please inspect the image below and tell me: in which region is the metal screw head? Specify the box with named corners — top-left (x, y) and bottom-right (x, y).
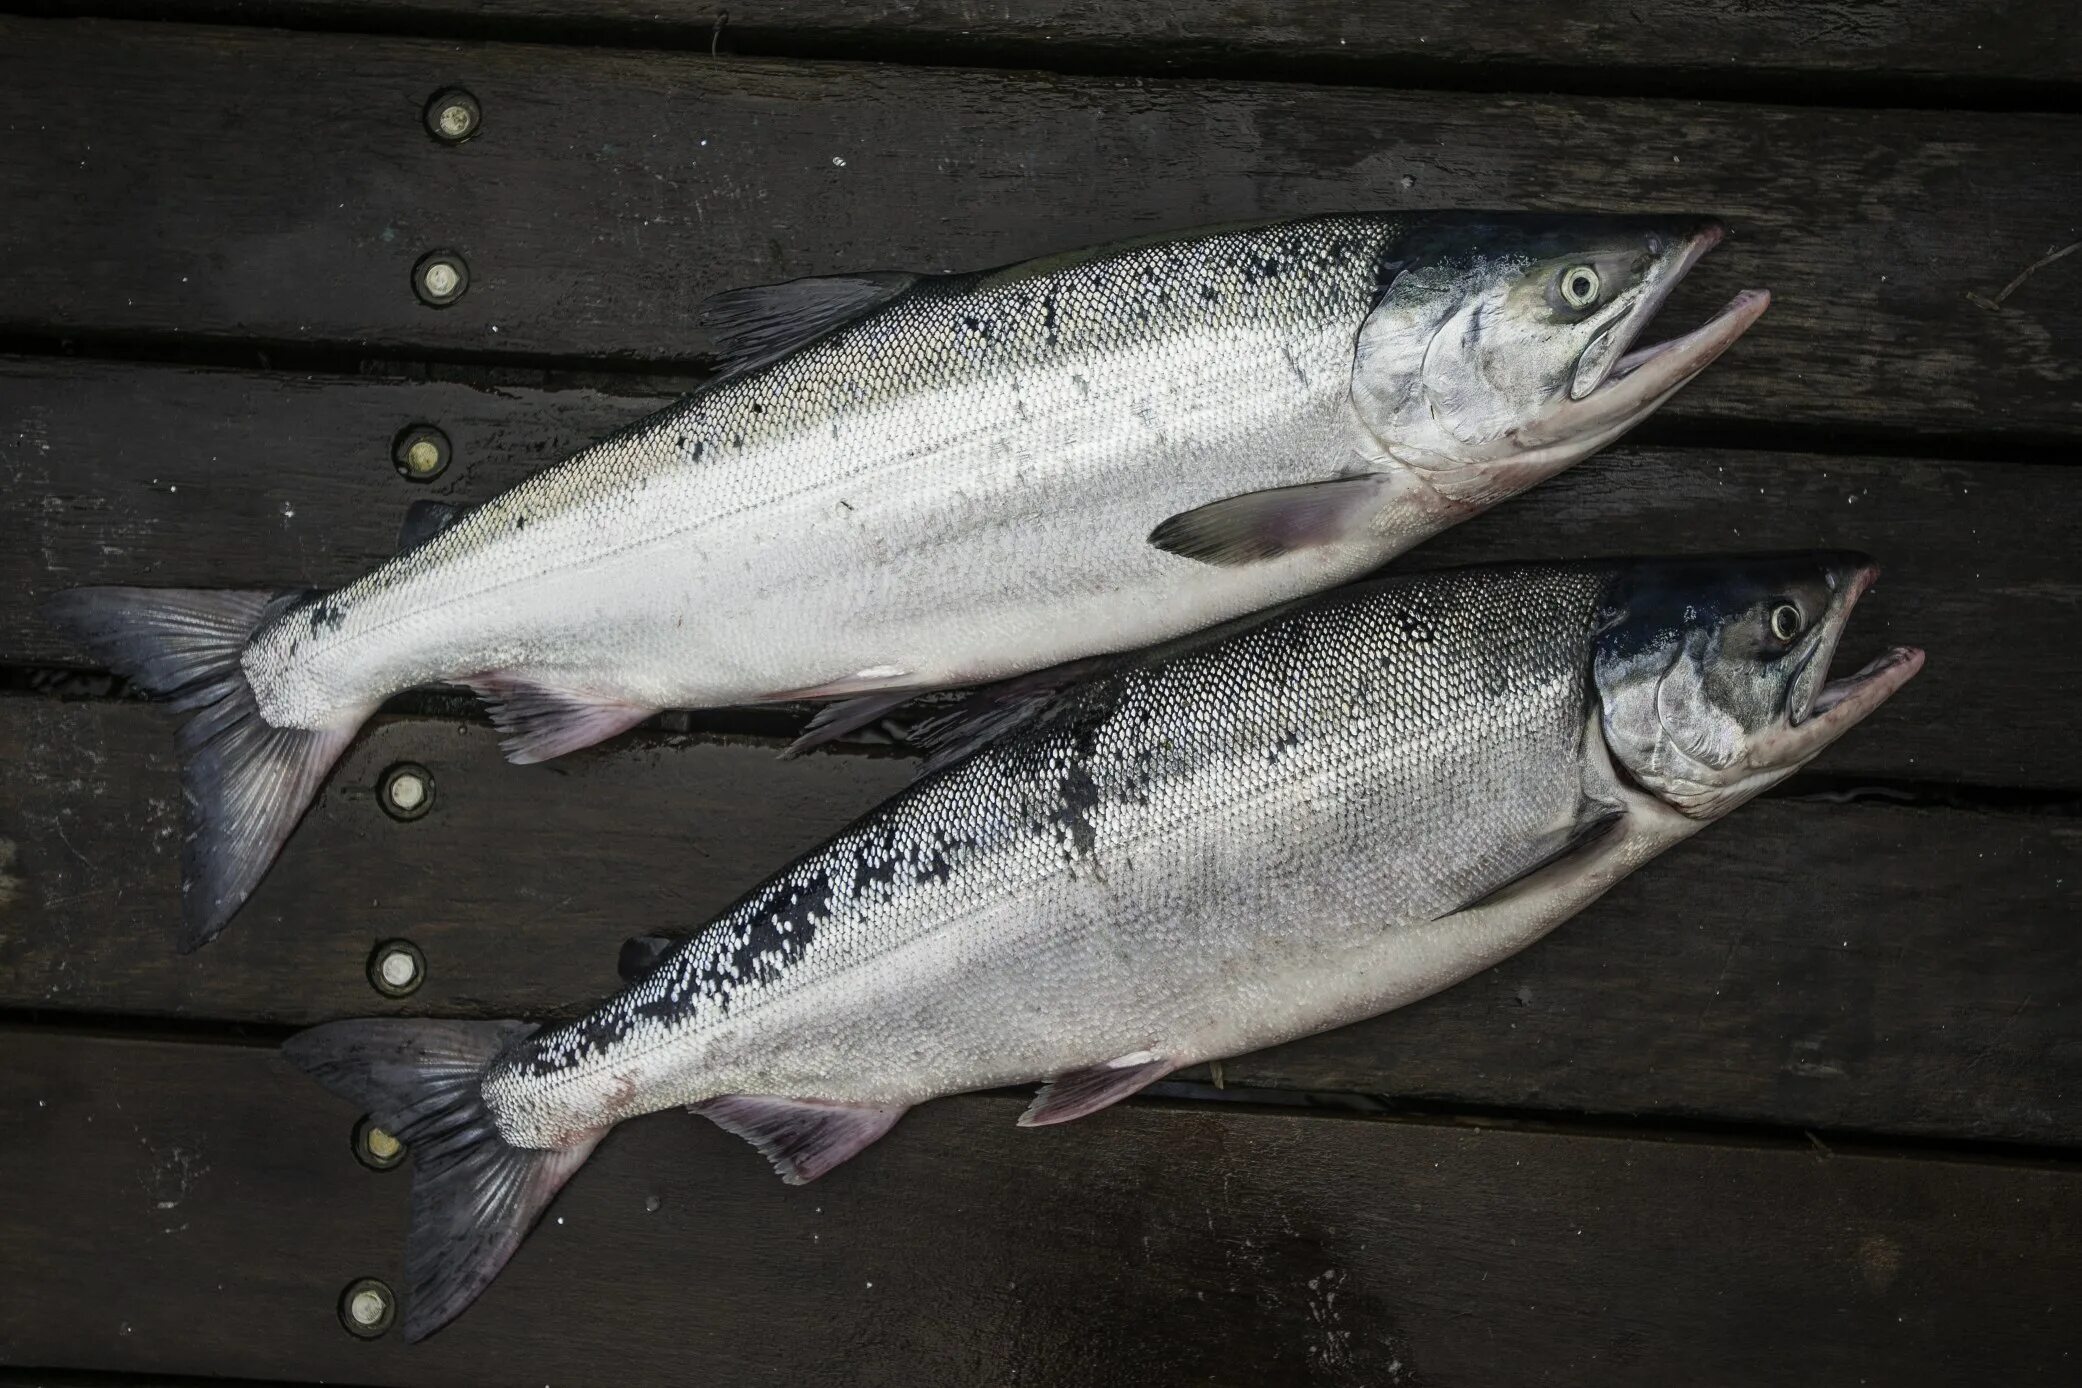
top-left (413, 250), bottom-right (469, 307)
top-left (425, 88), bottom-right (481, 143)
top-left (391, 424), bottom-right (451, 482)
top-left (353, 1114), bottom-right (407, 1171)
top-left (367, 939), bottom-right (426, 999)
top-left (379, 762), bottom-right (433, 821)
top-left (339, 1278), bottom-right (396, 1338)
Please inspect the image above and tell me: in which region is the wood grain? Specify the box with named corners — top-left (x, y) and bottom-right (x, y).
top-left (0, 20), bottom-right (2078, 438)
top-left (4, 698), bottom-right (2076, 1147)
top-left (2, 1031), bottom-right (2078, 1386)
top-left (6, 356), bottom-right (2075, 789)
top-left (34, 0), bottom-right (2082, 92)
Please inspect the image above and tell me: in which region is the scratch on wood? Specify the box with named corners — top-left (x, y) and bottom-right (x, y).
top-left (1966, 241), bottom-right (2081, 311)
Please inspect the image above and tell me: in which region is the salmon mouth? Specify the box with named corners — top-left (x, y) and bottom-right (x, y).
top-left (1789, 563), bottom-right (1925, 735)
top-left (1569, 222), bottom-right (1770, 409)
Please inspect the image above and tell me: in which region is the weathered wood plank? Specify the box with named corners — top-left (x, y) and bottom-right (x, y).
top-left (36, 0), bottom-right (2082, 93)
top-left (7, 356), bottom-right (2076, 789)
top-left (4, 698), bottom-right (2076, 1147)
top-left (1, 20), bottom-right (2078, 438)
top-left (3, 1031), bottom-right (2078, 1385)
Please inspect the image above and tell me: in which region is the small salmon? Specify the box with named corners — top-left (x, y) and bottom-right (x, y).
top-left (288, 552), bottom-right (1915, 1339)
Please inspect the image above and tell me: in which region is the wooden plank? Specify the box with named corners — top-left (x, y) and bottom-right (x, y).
top-left (37, 0), bottom-right (2082, 93)
top-left (1, 20), bottom-right (2078, 439)
top-left (2, 1030), bottom-right (2077, 1385)
top-left (7, 355), bottom-right (2077, 790)
top-left (4, 698), bottom-right (2077, 1147)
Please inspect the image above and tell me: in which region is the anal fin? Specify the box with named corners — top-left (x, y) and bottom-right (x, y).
top-left (461, 672), bottom-right (656, 764)
top-left (758, 666), bottom-right (914, 704)
top-left (1148, 475), bottom-right (1391, 566)
top-left (781, 689), bottom-right (921, 758)
top-left (691, 1096), bottom-right (907, 1185)
top-left (1020, 1051), bottom-right (1175, 1127)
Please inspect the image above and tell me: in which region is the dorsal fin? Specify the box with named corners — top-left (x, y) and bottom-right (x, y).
top-left (617, 932), bottom-right (678, 982)
top-left (397, 499), bottom-right (468, 552)
top-left (700, 271), bottom-right (921, 374)
top-left (905, 655), bottom-right (1114, 778)
top-left (901, 593), bottom-right (1325, 777)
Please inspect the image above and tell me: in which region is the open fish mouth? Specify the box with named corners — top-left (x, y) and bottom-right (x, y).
top-left (1570, 222), bottom-right (1771, 405)
top-left (1787, 563), bottom-right (1925, 739)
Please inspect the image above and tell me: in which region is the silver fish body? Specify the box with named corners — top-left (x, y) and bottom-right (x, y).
top-left (46, 212), bottom-right (1763, 946)
top-left (286, 553), bottom-right (1920, 1338)
top-left (496, 565), bottom-right (1640, 1135)
top-left (252, 214), bottom-right (1746, 724)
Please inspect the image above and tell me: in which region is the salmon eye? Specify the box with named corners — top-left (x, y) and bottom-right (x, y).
top-left (1769, 602), bottom-right (1803, 643)
top-left (1560, 265), bottom-right (1601, 308)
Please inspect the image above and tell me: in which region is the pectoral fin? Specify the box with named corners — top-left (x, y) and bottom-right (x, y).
top-left (1441, 805), bottom-right (1628, 918)
top-left (1019, 1051), bottom-right (1175, 1127)
top-left (1148, 476), bottom-right (1390, 566)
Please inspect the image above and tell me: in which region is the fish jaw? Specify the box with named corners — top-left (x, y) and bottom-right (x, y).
top-left (1752, 561), bottom-right (1925, 771)
top-left (1523, 218), bottom-right (1770, 459)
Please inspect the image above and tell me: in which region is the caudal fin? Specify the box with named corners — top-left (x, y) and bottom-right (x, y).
top-left (40, 586), bottom-right (360, 949)
top-left (283, 1019), bottom-right (601, 1342)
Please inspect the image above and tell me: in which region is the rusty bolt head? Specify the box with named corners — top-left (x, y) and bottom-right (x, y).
top-left (339, 1277), bottom-right (397, 1338)
top-left (379, 762), bottom-right (433, 821)
top-left (392, 425), bottom-right (451, 482)
top-left (353, 1114), bottom-right (407, 1171)
top-left (425, 88), bottom-right (481, 143)
top-left (367, 938), bottom-right (426, 999)
top-left (413, 250), bottom-right (469, 307)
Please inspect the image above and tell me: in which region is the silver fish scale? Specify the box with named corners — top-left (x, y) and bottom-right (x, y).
top-left (242, 215), bottom-right (1410, 725)
top-left (487, 564), bottom-right (1614, 1145)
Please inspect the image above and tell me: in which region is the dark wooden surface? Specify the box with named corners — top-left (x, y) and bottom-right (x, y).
top-left (2, 3), bottom-right (2079, 1384)
top-left (37, 0), bottom-right (2082, 94)
top-left (2, 19), bottom-right (2081, 443)
top-left (4, 1031), bottom-right (2080, 1387)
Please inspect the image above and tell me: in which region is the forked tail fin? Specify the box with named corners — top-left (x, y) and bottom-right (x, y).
top-left (283, 1019), bottom-right (603, 1342)
top-left (40, 585), bottom-right (360, 949)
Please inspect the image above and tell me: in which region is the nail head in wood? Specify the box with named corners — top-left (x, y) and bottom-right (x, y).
top-left (379, 762), bottom-right (433, 821)
top-left (367, 939), bottom-right (426, 999)
top-left (425, 88), bottom-right (481, 143)
top-left (413, 250), bottom-right (468, 307)
top-left (339, 1278), bottom-right (396, 1338)
top-left (391, 424), bottom-right (451, 482)
top-left (353, 1114), bottom-right (406, 1170)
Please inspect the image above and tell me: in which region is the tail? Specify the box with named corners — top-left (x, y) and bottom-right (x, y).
top-left (282, 1019), bottom-right (602, 1342)
top-left (40, 586), bottom-right (361, 949)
